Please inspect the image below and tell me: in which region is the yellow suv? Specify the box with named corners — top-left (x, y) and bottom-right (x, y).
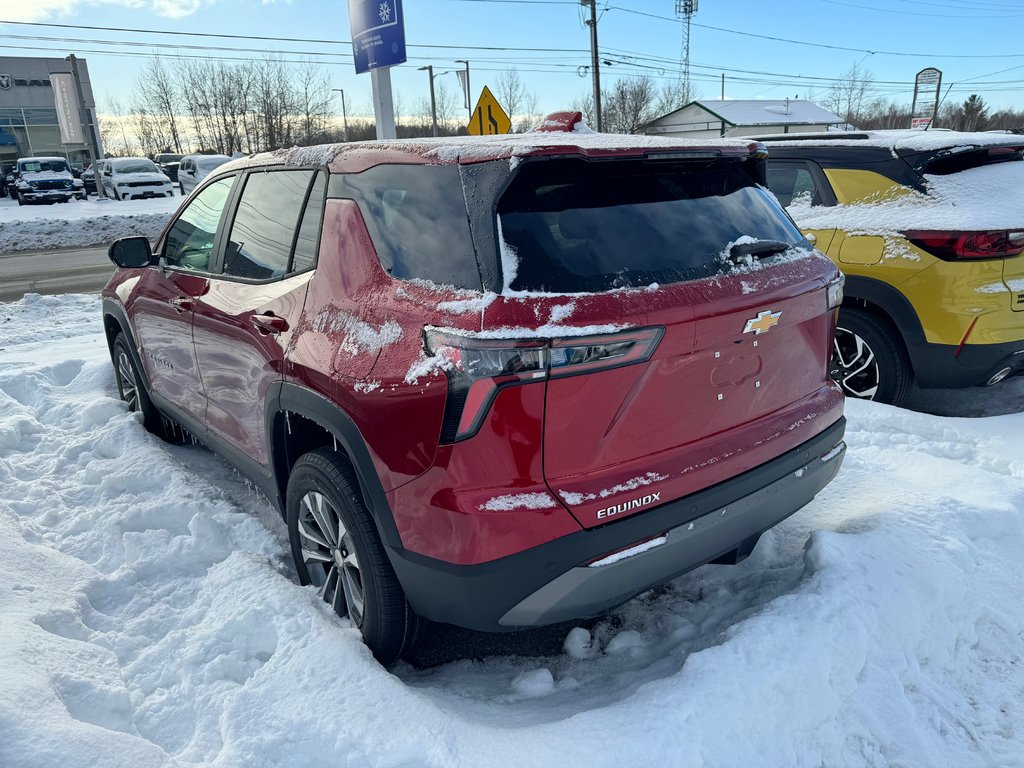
top-left (760, 130), bottom-right (1024, 405)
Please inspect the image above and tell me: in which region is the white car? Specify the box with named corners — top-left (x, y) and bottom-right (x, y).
top-left (177, 154), bottom-right (232, 196)
top-left (97, 157), bottom-right (174, 201)
top-left (11, 157), bottom-right (85, 205)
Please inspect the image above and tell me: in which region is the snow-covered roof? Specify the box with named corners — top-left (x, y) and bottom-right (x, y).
top-left (759, 129), bottom-right (1024, 152)
top-left (653, 100), bottom-right (843, 129)
top-left (220, 123), bottom-right (762, 175)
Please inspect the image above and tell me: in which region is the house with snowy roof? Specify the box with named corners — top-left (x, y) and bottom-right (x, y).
top-left (643, 99), bottom-right (845, 139)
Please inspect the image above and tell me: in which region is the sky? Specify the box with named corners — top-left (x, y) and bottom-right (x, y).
top-left (4, 0), bottom-right (1024, 122)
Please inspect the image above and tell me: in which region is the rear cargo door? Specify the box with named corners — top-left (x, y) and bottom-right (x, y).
top-left (497, 156), bottom-right (841, 529)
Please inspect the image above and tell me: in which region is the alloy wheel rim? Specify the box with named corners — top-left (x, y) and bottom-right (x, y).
top-left (298, 490), bottom-right (365, 626)
top-left (831, 326), bottom-right (880, 400)
top-left (117, 351), bottom-right (139, 411)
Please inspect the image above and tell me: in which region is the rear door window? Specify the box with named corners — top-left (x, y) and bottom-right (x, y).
top-left (223, 170), bottom-right (313, 281)
top-left (498, 158), bottom-right (806, 293)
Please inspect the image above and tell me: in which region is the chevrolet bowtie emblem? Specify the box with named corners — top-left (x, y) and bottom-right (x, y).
top-left (743, 310), bottom-right (782, 335)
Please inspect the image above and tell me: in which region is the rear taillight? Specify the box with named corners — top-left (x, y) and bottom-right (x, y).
top-left (905, 230), bottom-right (1024, 261)
top-left (426, 327), bottom-right (663, 442)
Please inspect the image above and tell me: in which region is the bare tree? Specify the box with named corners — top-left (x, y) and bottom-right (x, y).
top-left (102, 96), bottom-right (135, 156)
top-left (496, 67), bottom-right (526, 128)
top-left (656, 79), bottom-right (695, 118)
top-left (515, 90), bottom-right (540, 133)
top-left (824, 62), bottom-right (879, 127)
top-left (294, 61), bottom-right (333, 144)
top-left (602, 76), bottom-right (659, 134)
top-left (137, 57), bottom-right (183, 153)
top-left (571, 92), bottom-right (595, 127)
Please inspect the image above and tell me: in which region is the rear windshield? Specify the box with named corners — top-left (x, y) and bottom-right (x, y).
top-left (498, 158), bottom-right (805, 293)
top-left (921, 146), bottom-right (1024, 176)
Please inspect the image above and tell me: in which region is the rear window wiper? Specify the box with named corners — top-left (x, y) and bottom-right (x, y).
top-left (727, 239), bottom-right (793, 263)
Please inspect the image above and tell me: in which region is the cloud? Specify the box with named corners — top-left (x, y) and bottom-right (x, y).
top-left (8, 0), bottom-right (212, 22)
top-left (4, 0), bottom-right (78, 22)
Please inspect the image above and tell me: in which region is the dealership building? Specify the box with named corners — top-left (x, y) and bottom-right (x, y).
top-left (0, 55), bottom-right (104, 172)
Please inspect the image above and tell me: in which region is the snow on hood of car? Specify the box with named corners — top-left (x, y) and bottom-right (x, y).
top-left (788, 161), bottom-right (1024, 235)
top-left (218, 123), bottom-right (760, 173)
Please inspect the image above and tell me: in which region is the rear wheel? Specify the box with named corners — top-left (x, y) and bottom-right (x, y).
top-left (286, 448), bottom-right (419, 665)
top-left (831, 308), bottom-right (912, 406)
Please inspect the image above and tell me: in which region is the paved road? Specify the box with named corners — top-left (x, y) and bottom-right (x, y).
top-left (0, 245), bottom-right (113, 302)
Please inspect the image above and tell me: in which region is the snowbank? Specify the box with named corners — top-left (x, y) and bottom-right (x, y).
top-left (0, 197), bottom-right (179, 252)
top-left (2, 293), bottom-right (1024, 767)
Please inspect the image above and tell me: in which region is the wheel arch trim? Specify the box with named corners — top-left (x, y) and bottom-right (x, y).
top-left (841, 275), bottom-right (923, 365)
top-left (268, 381), bottom-right (403, 551)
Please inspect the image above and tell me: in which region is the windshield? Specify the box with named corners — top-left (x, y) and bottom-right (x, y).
top-left (113, 160), bottom-right (161, 174)
top-left (498, 158), bottom-right (806, 292)
top-left (20, 160), bottom-right (70, 174)
top-left (197, 157), bottom-right (229, 170)
top-left (155, 154), bottom-right (183, 163)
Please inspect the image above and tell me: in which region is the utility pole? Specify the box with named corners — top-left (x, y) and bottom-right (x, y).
top-left (418, 65), bottom-right (439, 137)
top-left (721, 73), bottom-right (725, 100)
top-left (581, 0), bottom-right (602, 132)
top-left (332, 88), bottom-right (350, 142)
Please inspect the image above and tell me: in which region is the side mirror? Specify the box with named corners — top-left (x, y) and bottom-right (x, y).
top-left (108, 237), bottom-right (153, 268)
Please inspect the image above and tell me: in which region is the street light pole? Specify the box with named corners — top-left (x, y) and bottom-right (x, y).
top-left (455, 59), bottom-right (471, 121)
top-left (418, 65), bottom-right (439, 137)
top-left (332, 88), bottom-right (349, 142)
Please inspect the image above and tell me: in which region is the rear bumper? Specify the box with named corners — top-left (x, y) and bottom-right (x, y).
top-left (389, 417), bottom-right (846, 632)
top-left (910, 339), bottom-right (1024, 388)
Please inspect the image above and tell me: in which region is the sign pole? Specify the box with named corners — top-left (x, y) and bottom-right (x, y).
top-left (348, 0), bottom-right (405, 141)
top-left (370, 67), bottom-right (397, 140)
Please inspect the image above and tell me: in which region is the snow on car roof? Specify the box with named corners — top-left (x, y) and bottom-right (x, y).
top-left (757, 128), bottom-right (1023, 153)
top-left (787, 160), bottom-right (1024, 234)
top-left (220, 122), bottom-right (763, 175)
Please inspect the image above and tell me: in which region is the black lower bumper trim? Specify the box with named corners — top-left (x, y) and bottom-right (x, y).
top-left (911, 339), bottom-right (1024, 389)
top-left (388, 417), bottom-right (847, 632)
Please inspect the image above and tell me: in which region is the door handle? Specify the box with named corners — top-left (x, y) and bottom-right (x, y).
top-left (170, 296), bottom-right (194, 313)
top-left (251, 313), bottom-right (289, 335)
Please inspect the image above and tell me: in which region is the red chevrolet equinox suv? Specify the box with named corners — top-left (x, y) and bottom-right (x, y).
top-left (102, 112), bottom-right (847, 664)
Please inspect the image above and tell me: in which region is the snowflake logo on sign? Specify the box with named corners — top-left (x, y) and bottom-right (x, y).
top-left (378, 2), bottom-right (391, 22)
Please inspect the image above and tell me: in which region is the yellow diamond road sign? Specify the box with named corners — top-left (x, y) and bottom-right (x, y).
top-left (467, 86), bottom-right (511, 136)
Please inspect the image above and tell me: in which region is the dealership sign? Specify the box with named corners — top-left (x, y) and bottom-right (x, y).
top-left (348, 0), bottom-right (407, 74)
top-left (910, 67), bottom-right (942, 129)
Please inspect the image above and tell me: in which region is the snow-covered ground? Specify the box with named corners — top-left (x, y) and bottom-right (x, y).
top-left (0, 196), bottom-right (179, 252)
top-left (2, 293), bottom-right (1024, 767)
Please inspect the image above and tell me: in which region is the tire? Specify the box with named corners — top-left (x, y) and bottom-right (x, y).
top-left (179, 182), bottom-right (185, 196)
top-left (831, 307), bottom-right (912, 406)
top-left (112, 332), bottom-right (183, 442)
top-left (286, 448), bottom-right (419, 665)
top-left (16, 192), bottom-right (23, 206)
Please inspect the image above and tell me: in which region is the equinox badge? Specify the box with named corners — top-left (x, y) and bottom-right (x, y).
top-left (744, 310), bottom-right (782, 335)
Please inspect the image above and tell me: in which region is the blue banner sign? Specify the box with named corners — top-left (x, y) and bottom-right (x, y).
top-left (348, 0), bottom-right (407, 74)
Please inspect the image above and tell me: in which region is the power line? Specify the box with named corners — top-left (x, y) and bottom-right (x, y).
top-left (0, 18), bottom-right (589, 54)
top-left (606, 4), bottom-right (1024, 58)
